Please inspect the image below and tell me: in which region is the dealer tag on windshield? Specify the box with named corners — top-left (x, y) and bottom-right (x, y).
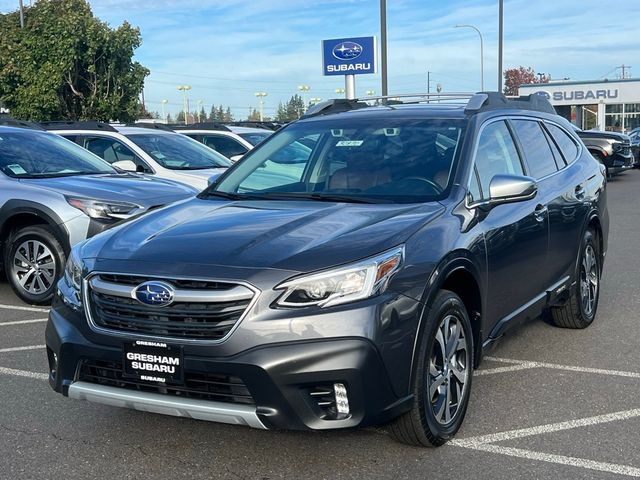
top-left (336, 140), bottom-right (364, 147)
top-left (7, 164), bottom-right (27, 175)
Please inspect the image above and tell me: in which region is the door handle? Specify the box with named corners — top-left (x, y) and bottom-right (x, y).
top-left (534, 204), bottom-right (548, 222)
top-left (575, 185), bottom-right (586, 199)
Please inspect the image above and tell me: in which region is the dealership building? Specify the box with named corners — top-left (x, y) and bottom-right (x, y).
top-left (519, 78), bottom-right (640, 133)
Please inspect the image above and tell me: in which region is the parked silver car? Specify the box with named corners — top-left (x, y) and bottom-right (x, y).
top-left (0, 125), bottom-right (197, 304)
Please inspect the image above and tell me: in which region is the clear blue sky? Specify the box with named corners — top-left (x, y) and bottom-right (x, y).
top-left (2, 0), bottom-right (639, 118)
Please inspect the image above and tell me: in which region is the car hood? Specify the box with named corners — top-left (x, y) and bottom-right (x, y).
top-left (19, 174), bottom-right (196, 206)
top-left (85, 198), bottom-right (444, 272)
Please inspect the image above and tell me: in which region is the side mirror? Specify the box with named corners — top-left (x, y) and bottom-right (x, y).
top-left (112, 160), bottom-right (138, 172)
top-left (475, 174), bottom-right (537, 211)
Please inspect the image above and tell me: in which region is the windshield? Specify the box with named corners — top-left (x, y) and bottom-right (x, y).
top-left (239, 131), bottom-right (272, 146)
top-left (127, 133), bottom-right (232, 170)
top-left (0, 130), bottom-right (115, 178)
top-left (209, 118), bottom-right (466, 204)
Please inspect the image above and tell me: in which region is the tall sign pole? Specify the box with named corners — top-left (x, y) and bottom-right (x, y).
top-left (18, 0), bottom-right (25, 28)
top-left (380, 0), bottom-right (388, 96)
top-left (498, 0), bottom-right (504, 93)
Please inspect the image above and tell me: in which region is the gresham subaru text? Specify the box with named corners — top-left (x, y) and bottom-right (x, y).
top-left (46, 92), bottom-right (608, 446)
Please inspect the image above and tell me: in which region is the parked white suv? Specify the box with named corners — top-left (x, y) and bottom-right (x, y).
top-left (43, 122), bottom-right (231, 190)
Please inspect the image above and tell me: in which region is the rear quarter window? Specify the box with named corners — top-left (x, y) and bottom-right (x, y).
top-left (511, 119), bottom-right (558, 179)
top-left (546, 123), bottom-right (579, 164)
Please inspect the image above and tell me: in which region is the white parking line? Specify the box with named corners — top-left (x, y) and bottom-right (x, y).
top-left (458, 443), bottom-right (640, 478)
top-left (0, 303), bottom-right (49, 313)
top-left (0, 366), bottom-right (48, 380)
top-left (451, 408), bottom-right (640, 477)
top-left (454, 408), bottom-right (640, 446)
top-left (475, 363), bottom-right (539, 376)
top-left (0, 345), bottom-right (46, 353)
top-left (0, 318), bottom-right (48, 326)
top-left (486, 356), bottom-right (640, 379)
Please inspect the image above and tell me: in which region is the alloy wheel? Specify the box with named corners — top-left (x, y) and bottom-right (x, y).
top-left (427, 314), bottom-right (470, 425)
top-left (580, 244), bottom-right (599, 317)
top-left (12, 240), bottom-right (57, 295)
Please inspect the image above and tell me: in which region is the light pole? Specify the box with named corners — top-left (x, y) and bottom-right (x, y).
top-left (298, 85), bottom-right (310, 111)
top-left (366, 90), bottom-right (376, 96)
top-left (380, 0), bottom-right (388, 96)
top-left (255, 92), bottom-right (267, 121)
top-left (455, 24), bottom-right (484, 91)
top-left (177, 85), bottom-right (191, 125)
top-left (161, 99), bottom-right (168, 122)
top-left (498, 0), bottom-right (504, 93)
top-left (197, 99), bottom-right (203, 122)
top-left (18, 0), bottom-right (24, 28)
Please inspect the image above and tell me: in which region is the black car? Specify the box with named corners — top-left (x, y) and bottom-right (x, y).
top-left (47, 92), bottom-right (608, 447)
top-left (574, 127), bottom-right (634, 176)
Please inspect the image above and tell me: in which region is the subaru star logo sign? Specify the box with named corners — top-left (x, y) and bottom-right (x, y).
top-left (134, 281), bottom-right (175, 307)
top-left (322, 36), bottom-right (377, 76)
top-left (332, 41), bottom-right (363, 60)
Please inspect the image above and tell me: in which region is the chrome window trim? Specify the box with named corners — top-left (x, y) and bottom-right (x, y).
top-left (82, 271), bottom-right (261, 345)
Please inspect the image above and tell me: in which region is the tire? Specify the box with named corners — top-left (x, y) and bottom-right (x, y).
top-left (4, 225), bottom-right (66, 305)
top-left (550, 229), bottom-right (600, 329)
top-left (389, 290), bottom-right (474, 447)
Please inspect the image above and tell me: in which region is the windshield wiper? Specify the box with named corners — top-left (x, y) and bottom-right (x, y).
top-left (200, 190), bottom-right (246, 200)
top-left (251, 192), bottom-right (387, 204)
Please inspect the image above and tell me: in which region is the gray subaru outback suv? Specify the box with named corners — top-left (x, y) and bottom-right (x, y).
top-left (0, 125), bottom-right (196, 304)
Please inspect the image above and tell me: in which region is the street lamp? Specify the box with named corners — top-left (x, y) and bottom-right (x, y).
top-left (309, 97), bottom-right (323, 105)
top-left (177, 85), bottom-right (192, 125)
top-left (255, 92), bottom-right (268, 121)
top-left (366, 90), bottom-right (376, 96)
top-left (161, 99), bottom-right (168, 122)
top-left (298, 85), bottom-right (310, 111)
top-left (454, 24), bottom-right (484, 91)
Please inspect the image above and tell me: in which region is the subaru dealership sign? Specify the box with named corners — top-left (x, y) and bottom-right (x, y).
top-left (322, 36), bottom-right (377, 76)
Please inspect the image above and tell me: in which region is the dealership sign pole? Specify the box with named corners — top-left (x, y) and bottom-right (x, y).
top-left (322, 36), bottom-right (378, 100)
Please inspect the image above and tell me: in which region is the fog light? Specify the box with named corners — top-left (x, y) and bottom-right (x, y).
top-left (333, 383), bottom-right (350, 415)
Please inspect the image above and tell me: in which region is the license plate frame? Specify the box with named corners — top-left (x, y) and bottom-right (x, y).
top-left (122, 340), bottom-right (184, 384)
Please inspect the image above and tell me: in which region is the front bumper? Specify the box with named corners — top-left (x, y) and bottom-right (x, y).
top-left (46, 304), bottom-right (409, 431)
top-left (608, 151), bottom-right (635, 173)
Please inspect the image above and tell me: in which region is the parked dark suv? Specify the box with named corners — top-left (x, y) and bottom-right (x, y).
top-left (47, 92), bottom-right (608, 447)
top-left (574, 126), bottom-right (634, 176)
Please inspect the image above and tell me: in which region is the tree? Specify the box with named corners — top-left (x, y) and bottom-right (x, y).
top-left (247, 108), bottom-right (261, 121)
top-left (224, 107), bottom-right (233, 122)
top-left (0, 0), bottom-right (149, 121)
top-left (275, 95), bottom-right (305, 122)
top-left (198, 106), bottom-right (206, 123)
top-left (503, 66), bottom-right (550, 96)
top-left (176, 111), bottom-right (185, 123)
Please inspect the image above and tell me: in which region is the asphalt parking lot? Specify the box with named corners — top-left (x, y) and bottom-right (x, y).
top-left (0, 171), bottom-right (639, 480)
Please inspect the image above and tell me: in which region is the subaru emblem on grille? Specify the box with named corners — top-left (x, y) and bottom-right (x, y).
top-left (134, 281), bottom-right (175, 307)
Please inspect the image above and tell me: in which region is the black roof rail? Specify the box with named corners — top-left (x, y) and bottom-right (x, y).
top-left (465, 91), bottom-right (557, 115)
top-left (301, 99), bottom-right (370, 119)
top-left (124, 122), bottom-right (175, 132)
top-left (40, 120), bottom-right (117, 132)
top-left (169, 122), bottom-right (231, 132)
top-left (0, 115), bottom-right (44, 130)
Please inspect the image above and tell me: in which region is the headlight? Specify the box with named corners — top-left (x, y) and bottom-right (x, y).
top-left (66, 196), bottom-right (140, 220)
top-left (275, 246), bottom-right (404, 308)
top-left (64, 248), bottom-right (82, 291)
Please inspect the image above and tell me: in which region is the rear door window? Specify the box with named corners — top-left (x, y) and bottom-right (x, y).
top-left (511, 120), bottom-right (558, 179)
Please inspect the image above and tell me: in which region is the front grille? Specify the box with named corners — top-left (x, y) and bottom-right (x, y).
top-left (78, 360), bottom-right (254, 405)
top-left (87, 274), bottom-right (254, 341)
